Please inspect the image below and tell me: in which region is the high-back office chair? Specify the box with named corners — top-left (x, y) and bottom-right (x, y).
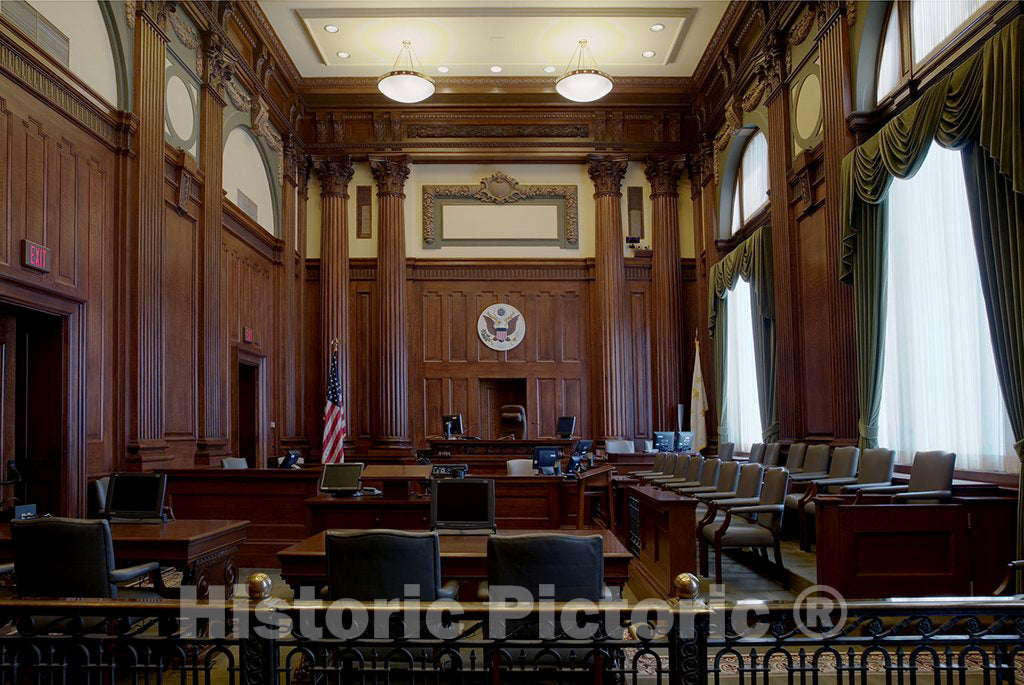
top-left (650, 454), bottom-right (701, 485)
top-left (672, 458), bottom-right (722, 493)
top-left (221, 457), bottom-right (249, 469)
top-left (694, 463), bottom-right (766, 536)
top-left (499, 405), bottom-right (527, 439)
top-left (762, 443), bottom-right (782, 467)
top-left (846, 450), bottom-right (956, 502)
top-left (791, 444), bottom-right (831, 481)
top-left (324, 530), bottom-right (458, 601)
top-left (506, 459), bottom-right (534, 476)
top-left (604, 439), bottom-right (634, 455)
top-left (632, 453), bottom-right (667, 478)
top-left (481, 534), bottom-right (610, 601)
top-left (10, 518), bottom-right (167, 599)
top-left (700, 467), bottom-right (791, 586)
top-left (783, 443), bottom-right (807, 473)
top-left (747, 443), bottom-right (766, 464)
top-left (717, 442), bottom-right (735, 462)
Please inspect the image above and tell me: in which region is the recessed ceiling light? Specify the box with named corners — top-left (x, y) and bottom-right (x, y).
top-left (437, 65), bottom-right (450, 73)
top-left (490, 65), bottom-right (503, 73)
top-left (336, 51), bottom-right (350, 59)
top-left (324, 24), bottom-right (339, 33)
top-left (543, 65), bottom-right (557, 73)
top-left (642, 50), bottom-right (656, 59)
top-left (650, 23), bottom-right (665, 32)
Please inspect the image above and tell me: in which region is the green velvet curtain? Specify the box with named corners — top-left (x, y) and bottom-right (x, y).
top-left (708, 225), bottom-right (778, 445)
top-left (840, 16), bottom-right (1024, 572)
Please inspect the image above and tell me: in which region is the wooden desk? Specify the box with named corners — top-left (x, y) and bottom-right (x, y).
top-left (277, 529), bottom-right (631, 599)
top-left (361, 465), bottom-right (432, 499)
top-left (306, 494), bottom-right (431, 532)
top-left (814, 493), bottom-right (1017, 598)
top-left (0, 519), bottom-right (249, 598)
top-left (427, 439), bottom-right (578, 475)
top-left (625, 484), bottom-right (698, 599)
top-left (158, 468), bottom-right (319, 568)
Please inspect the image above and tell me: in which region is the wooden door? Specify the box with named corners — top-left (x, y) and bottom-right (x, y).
top-left (479, 379), bottom-right (527, 439)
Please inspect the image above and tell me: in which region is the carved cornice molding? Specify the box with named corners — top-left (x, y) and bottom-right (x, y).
top-left (297, 75), bottom-right (693, 91)
top-left (369, 155), bottom-right (411, 197)
top-left (313, 156), bottom-right (354, 197)
top-left (693, 1), bottom-right (745, 85)
top-left (168, 10), bottom-right (202, 74)
top-left (645, 157), bottom-right (687, 197)
top-left (407, 124), bottom-right (589, 139)
top-left (251, 97), bottom-right (284, 184)
top-left (126, 0), bottom-right (176, 35)
top-left (587, 155), bottom-right (628, 197)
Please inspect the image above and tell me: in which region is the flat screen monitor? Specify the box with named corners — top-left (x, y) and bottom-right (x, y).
top-left (533, 446), bottom-right (560, 475)
top-left (566, 455), bottom-right (584, 475)
top-left (675, 431), bottom-right (695, 452)
top-left (319, 463), bottom-right (364, 495)
top-left (106, 473), bottom-right (167, 519)
top-left (279, 451), bottom-right (301, 469)
top-left (431, 478), bottom-right (495, 531)
top-left (442, 414), bottom-right (464, 437)
top-left (555, 416), bottom-right (577, 438)
top-left (574, 440), bottom-right (593, 456)
top-left (653, 431), bottom-right (676, 452)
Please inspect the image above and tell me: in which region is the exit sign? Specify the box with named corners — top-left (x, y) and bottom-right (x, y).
top-left (242, 327), bottom-right (255, 343)
top-left (22, 239), bottom-right (50, 273)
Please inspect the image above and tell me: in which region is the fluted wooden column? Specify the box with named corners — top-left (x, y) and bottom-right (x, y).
top-left (196, 32), bottom-right (231, 463)
top-left (645, 157), bottom-right (686, 430)
top-left (313, 157), bottom-right (354, 448)
top-left (127, 0), bottom-right (174, 463)
top-left (818, 4), bottom-right (858, 442)
top-left (588, 155), bottom-right (632, 441)
top-left (369, 155), bottom-right (411, 448)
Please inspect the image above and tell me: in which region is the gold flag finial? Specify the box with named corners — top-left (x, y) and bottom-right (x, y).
top-left (330, 337), bottom-right (340, 350)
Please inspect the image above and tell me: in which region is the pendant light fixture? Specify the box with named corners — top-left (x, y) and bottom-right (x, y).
top-left (555, 39), bottom-right (613, 103)
top-left (378, 40), bottom-right (435, 103)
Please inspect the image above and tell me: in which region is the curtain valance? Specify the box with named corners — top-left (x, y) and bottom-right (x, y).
top-left (707, 225), bottom-right (775, 337)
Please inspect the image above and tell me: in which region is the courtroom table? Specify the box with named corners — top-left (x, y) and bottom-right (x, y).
top-left (306, 493), bottom-right (432, 532)
top-left (0, 519), bottom-right (249, 598)
top-left (277, 529), bottom-right (631, 600)
top-left (624, 484), bottom-right (698, 599)
top-left (602, 451), bottom-right (657, 476)
top-left (159, 468), bottom-right (319, 568)
top-left (426, 438), bottom-right (578, 475)
top-left (360, 464), bottom-right (432, 499)
top-left (814, 493), bottom-right (1017, 598)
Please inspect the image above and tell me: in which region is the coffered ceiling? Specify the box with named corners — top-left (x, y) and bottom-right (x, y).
top-left (259, 1), bottom-right (729, 80)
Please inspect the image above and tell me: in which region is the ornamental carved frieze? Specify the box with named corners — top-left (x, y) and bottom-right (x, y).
top-left (283, 136), bottom-right (308, 184)
top-left (202, 32), bottom-right (234, 100)
top-left (125, 0), bottom-right (176, 32)
top-left (405, 123), bottom-right (589, 139)
top-left (645, 157), bottom-right (687, 197)
top-left (421, 174), bottom-right (578, 247)
top-left (587, 155), bottom-right (628, 197)
top-left (313, 157), bottom-right (354, 197)
top-left (251, 97), bottom-right (284, 184)
top-left (369, 155), bottom-right (410, 196)
top-left (332, 114), bottom-right (345, 143)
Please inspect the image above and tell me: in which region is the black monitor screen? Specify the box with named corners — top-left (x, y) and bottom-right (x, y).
top-left (280, 452), bottom-right (300, 468)
top-left (654, 431), bottom-right (675, 451)
top-left (432, 479), bottom-right (494, 529)
top-left (320, 463), bottom-right (364, 492)
top-left (107, 473), bottom-right (167, 518)
top-left (533, 447), bottom-right (559, 470)
top-left (676, 431), bottom-right (695, 452)
top-left (574, 440), bottom-right (593, 456)
top-left (556, 416), bottom-right (576, 437)
top-left (442, 414), bottom-right (464, 436)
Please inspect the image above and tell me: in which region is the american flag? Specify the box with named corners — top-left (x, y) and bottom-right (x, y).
top-left (322, 343), bottom-right (346, 464)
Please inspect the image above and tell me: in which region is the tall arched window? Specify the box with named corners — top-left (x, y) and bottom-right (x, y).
top-left (729, 130), bottom-right (769, 236)
top-left (911, 0), bottom-right (986, 64)
top-left (875, 3), bottom-right (902, 103)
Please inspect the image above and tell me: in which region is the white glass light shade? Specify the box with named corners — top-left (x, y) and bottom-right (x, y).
top-left (555, 69), bottom-right (613, 102)
top-left (377, 70), bottom-right (435, 103)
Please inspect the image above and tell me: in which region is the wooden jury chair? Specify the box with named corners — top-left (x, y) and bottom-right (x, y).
top-left (761, 443), bottom-right (782, 467)
top-left (499, 405), bottom-right (527, 439)
top-left (747, 443), bottom-right (766, 464)
top-left (783, 443), bottom-right (807, 474)
top-left (694, 463), bottom-right (766, 540)
top-left (637, 453), bottom-right (679, 482)
top-left (324, 530), bottom-right (459, 601)
top-left (789, 444), bottom-right (831, 482)
top-left (651, 454), bottom-right (702, 486)
top-left (700, 467), bottom-right (791, 587)
top-left (716, 442), bottom-right (736, 462)
top-left (632, 453), bottom-right (667, 478)
top-left (672, 458), bottom-right (722, 493)
top-left (684, 460), bottom-right (739, 498)
top-left (845, 450), bottom-right (956, 502)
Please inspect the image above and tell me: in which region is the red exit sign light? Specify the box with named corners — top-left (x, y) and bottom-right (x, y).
top-left (242, 327), bottom-right (255, 343)
top-left (22, 239), bottom-right (50, 273)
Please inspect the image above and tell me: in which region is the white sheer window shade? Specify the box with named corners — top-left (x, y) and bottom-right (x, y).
top-left (724, 278), bottom-right (763, 453)
top-left (730, 186), bottom-right (741, 235)
top-left (878, 144), bottom-right (1018, 473)
top-left (876, 5), bottom-right (901, 102)
top-left (911, 0), bottom-right (987, 63)
top-left (740, 131), bottom-right (769, 222)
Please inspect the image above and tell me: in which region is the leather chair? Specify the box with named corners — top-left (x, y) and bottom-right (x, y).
top-left (700, 467), bottom-right (790, 586)
top-left (506, 459), bottom-right (534, 476)
top-left (717, 442), bottom-right (736, 462)
top-left (498, 405), bottom-right (527, 440)
top-left (694, 463), bottom-right (765, 537)
top-left (787, 447), bottom-right (860, 510)
top-left (790, 444), bottom-right (831, 481)
top-left (90, 476), bottom-right (110, 517)
top-left (650, 454), bottom-right (702, 486)
top-left (762, 442), bottom-right (782, 467)
top-left (636, 453), bottom-right (678, 481)
top-left (221, 457), bottom-right (249, 469)
top-left (747, 443), bottom-right (766, 464)
top-left (672, 458), bottom-right (722, 493)
top-left (846, 450), bottom-right (956, 502)
top-left (10, 518), bottom-right (168, 599)
top-left (684, 460), bottom-right (739, 498)
top-left (631, 453), bottom-right (667, 478)
top-left (633, 439), bottom-right (655, 453)
top-left (604, 439), bottom-right (634, 455)
top-left (480, 533), bottom-right (611, 601)
top-left (325, 530), bottom-right (458, 601)
top-left (783, 443), bottom-right (807, 474)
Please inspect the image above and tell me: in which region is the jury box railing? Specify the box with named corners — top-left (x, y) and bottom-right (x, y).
top-left (0, 573), bottom-right (1019, 684)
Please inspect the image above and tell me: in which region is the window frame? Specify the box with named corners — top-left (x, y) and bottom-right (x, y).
top-left (718, 129), bottom-right (771, 252)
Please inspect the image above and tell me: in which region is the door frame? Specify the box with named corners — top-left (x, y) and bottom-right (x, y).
top-left (231, 346), bottom-right (268, 468)
top-left (0, 281), bottom-right (85, 517)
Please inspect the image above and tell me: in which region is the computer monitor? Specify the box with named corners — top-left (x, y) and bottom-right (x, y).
top-left (431, 478), bottom-right (495, 531)
top-left (653, 431), bottom-right (676, 452)
top-left (675, 431), bottom-right (695, 452)
top-left (566, 455), bottom-right (584, 475)
top-left (319, 462), bottom-right (364, 496)
top-left (574, 440), bottom-right (593, 456)
top-left (106, 473), bottom-right (168, 520)
top-left (533, 446), bottom-right (560, 475)
top-left (555, 416), bottom-right (577, 438)
top-left (441, 414), bottom-right (464, 438)
top-left (279, 451), bottom-right (301, 469)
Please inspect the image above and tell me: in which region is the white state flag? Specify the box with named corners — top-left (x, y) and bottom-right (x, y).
top-left (690, 337), bottom-right (708, 452)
